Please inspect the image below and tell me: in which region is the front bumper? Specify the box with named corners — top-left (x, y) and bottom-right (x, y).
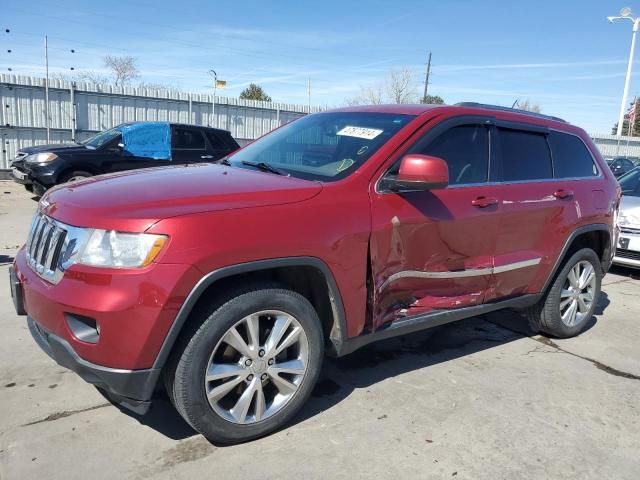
top-left (27, 315), bottom-right (156, 413)
top-left (10, 248), bottom-right (202, 412)
top-left (613, 230), bottom-right (640, 269)
top-left (10, 166), bottom-right (32, 185)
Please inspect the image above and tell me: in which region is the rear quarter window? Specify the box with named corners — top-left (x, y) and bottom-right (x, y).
top-left (496, 128), bottom-right (553, 182)
top-left (549, 131), bottom-right (598, 178)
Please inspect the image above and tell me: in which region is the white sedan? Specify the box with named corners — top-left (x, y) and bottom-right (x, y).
top-left (615, 167), bottom-right (640, 269)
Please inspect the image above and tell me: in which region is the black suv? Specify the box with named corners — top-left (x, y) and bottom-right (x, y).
top-left (607, 157), bottom-right (638, 178)
top-left (10, 122), bottom-right (240, 195)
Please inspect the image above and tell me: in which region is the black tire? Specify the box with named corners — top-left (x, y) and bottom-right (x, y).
top-left (59, 170), bottom-right (92, 183)
top-left (24, 184), bottom-right (34, 193)
top-left (168, 286), bottom-right (324, 444)
top-left (527, 248), bottom-right (602, 338)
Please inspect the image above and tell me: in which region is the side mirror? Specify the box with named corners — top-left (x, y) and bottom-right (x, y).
top-left (389, 154), bottom-right (449, 191)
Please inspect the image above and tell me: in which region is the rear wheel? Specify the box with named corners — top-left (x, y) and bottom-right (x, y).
top-left (527, 248), bottom-right (602, 338)
top-left (168, 286), bottom-right (324, 444)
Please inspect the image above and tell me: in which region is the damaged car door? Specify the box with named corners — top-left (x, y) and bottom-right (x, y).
top-left (370, 118), bottom-right (499, 329)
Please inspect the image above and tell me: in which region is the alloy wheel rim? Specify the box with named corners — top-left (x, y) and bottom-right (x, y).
top-left (204, 310), bottom-right (309, 424)
top-left (67, 175), bottom-right (87, 182)
top-left (560, 260), bottom-right (596, 327)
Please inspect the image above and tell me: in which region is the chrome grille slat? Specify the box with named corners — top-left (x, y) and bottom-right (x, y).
top-left (24, 212), bottom-right (70, 284)
top-left (34, 221), bottom-right (51, 271)
top-left (44, 227), bottom-right (63, 272)
top-left (30, 217), bottom-right (47, 259)
top-left (37, 223), bottom-right (55, 271)
top-left (28, 215), bottom-right (42, 257)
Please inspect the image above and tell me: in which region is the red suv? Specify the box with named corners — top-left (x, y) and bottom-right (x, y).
top-left (10, 103), bottom-right (619, 443)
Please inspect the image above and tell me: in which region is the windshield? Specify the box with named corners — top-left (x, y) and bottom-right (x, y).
top-left (81, 126), bottom-right (123, 149)
top-left (227, 112), bottom-right (415, 181)
top-left (619, 167), bottom-right (640, 197)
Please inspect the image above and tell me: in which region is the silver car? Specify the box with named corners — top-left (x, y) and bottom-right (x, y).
top-left (615, 167), bottom-right (640, 268)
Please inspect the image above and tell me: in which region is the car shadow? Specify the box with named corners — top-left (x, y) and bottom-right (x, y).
top-left (608, 265), bottom-right (640, 280)
top-left (117, 301), bottom-right (608, 444)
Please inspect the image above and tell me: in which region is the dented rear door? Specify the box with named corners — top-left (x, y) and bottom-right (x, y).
top-left (370, 119), bottom-right (499, 330)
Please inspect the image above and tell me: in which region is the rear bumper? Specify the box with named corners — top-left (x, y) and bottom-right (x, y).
top-left (27, 315), bottom-right (156, 413)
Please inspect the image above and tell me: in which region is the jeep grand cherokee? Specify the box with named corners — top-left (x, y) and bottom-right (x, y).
top-left (10, 103), bottom-right (620, 443)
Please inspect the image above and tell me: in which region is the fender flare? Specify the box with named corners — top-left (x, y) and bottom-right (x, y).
top-left (541, 223), bottom-right (612, 293)
top-left (151, 256), bottom-right (348, 374)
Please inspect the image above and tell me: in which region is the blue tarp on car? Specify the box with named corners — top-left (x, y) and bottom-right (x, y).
top-left (121, 122), bottom-right (171, 160)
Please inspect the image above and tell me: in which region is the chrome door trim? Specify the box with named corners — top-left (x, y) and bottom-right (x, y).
top-left (381, 257), bottom-right (541, 290)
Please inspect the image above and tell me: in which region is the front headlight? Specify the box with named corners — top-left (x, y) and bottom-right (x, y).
top-left (25, 152), bottom-right (58, 164)
top-left (78, 230), bottom-right (168, 268)
top-left (619, 212), bottom-right (640, 228)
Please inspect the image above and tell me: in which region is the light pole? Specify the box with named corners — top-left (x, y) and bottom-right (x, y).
top-left (209, 69), bottom-right (217, 128)
top-left (44, 35), bottom-right (50, 142)
top-left (608, 7), bottom-right (640, 137)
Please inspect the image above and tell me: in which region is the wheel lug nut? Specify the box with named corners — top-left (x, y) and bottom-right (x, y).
top-left (247, 374), bottom-right (254, 381)
top-left (245, 359), bottom-right (252, 366)
top-left (268, 358), bottom-right (274, 365)
top-left (261, 373), bottom-right (267, 381)
top-left (259, 349), bottom-right (265, 357)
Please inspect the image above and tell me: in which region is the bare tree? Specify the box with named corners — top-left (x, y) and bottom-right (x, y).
top-left (50, 71), bottom-right (110, 84)
top-left (103, 55), bottom-right (139, 86)
top-left (345, 66), bottom-right (421, 105)
top-left (346, 83), bottom-right (385, 106)
top-left (517, 99), bottom-right (542, 113)
top-left (386, 67), bottom-right (417, 104)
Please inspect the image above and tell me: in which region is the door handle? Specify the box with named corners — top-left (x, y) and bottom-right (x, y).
top-left (201, 155), bottom-right (214, 159)
top-left (553, 189), bottom-right (574, 199)
top-left (472, 196), bottom-right (499, 208)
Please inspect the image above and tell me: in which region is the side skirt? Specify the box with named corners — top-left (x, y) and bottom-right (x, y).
top-left (334, 293), bottom-right (542, 357)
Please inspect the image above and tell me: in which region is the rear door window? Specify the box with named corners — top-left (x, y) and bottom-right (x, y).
top-left (549, 131), bottom-right (598, 178)
top-left (495, 128), bottom-right (553, 182)
top-left (205, 130), bottom-right (229, 152)
top-left (172, 128), bottom-right (206, 150)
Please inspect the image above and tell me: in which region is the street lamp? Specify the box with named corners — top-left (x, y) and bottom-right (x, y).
top-left (608, 7), bottom-right (640, 136)
top-left (209, 69), bottom-right (217, 128)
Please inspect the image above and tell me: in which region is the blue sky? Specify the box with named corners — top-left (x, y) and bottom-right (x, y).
top-left (2, 0), bottom-right (640, 132)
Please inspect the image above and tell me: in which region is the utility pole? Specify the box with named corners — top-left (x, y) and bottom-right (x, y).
top-left (422, 51), bottom-right (432, 103)
top-left (44, 35), bottom-right (50, 142)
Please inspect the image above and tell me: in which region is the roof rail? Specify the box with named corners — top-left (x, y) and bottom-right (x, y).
top-left (454, 102), bottom-right (567, 123)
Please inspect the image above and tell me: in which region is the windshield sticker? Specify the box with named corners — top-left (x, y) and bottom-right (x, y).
top-left (337, 158), bottom-right (355, 172)
top-left (337, 126), bottom-right (383, 140)
top-left (356, 145), bottom-right (369, 156)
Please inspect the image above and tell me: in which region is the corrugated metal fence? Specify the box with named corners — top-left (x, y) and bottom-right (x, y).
top-left (590, 132), bottom-right (640, 159)
top-left (0, 74), bottom-right (321, 168)
top-left (3, 73), bottom-right (640, 169)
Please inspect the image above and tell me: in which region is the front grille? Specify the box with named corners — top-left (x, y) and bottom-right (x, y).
top-left (615, 248), bottom-right (640, 261)
top-left (620, 226), bottom-right (640, 235)
top-left (25, 213), bottom-right (68, 284)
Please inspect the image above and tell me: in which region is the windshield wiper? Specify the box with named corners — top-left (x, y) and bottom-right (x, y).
top-left (218, 156), bottom-right (231, 166)
top-left (241, 160), bottom-right (287, 176)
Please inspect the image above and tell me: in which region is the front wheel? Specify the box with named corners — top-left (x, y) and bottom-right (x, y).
top-left (169, 286), bottom-right (324, 444)
top-left (527, 248), bottom-right (602, 338)
top-left (60, 170), bottom-right (92, 183)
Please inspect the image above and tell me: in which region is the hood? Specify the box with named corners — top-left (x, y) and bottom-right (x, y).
top-left (619, 195), bottom-right (640, 229)
top-left (18, 143), bottom-right (90, 156)
top-left (40, 163), bottom-right (323, 232)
